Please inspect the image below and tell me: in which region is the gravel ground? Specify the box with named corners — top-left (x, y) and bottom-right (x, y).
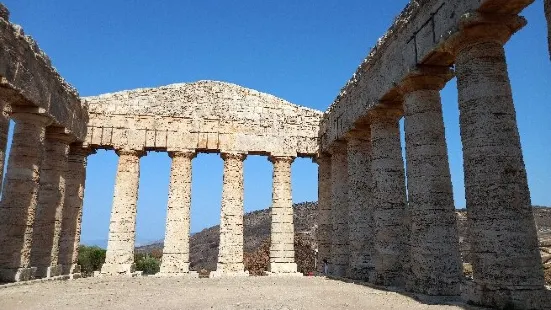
top-left (0, 276), bottom-right (484, 310)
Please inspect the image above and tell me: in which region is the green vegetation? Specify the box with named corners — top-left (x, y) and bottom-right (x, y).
top-left (134, 253), bottom-right (161, 275)
top-left (78, 245), bottom-right (106, 277)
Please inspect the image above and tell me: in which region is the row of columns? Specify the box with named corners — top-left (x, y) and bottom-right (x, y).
top-left (100, 150), bottom-right (301, 277)
top-left (0, 110), bottom-right (89, 282)
top-left (317, 20), bottom-right (545, 307)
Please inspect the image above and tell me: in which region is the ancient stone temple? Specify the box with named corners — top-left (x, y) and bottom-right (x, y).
top-left (0, 0), bottom-right (549, 309)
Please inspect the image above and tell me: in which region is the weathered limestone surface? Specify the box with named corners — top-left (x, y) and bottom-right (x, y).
top-left (85, 81), bottom-right (322, 157)
top-left (315, 155), bottom-right (332, 274)
top-left (31, 129), bottom-right (74, 278)
top-left (159, 151), bottom-right (197, 277)
top-left (0, 100), bottom-right (10, 194)
top-left (268, 156), bottom-right (300, 275)
top-left (453, 23), bottom-right (546, 308)
top-left (59, 145), bottom-right (90, 277)
top-left (212, 153), bottom-right (248, 277)
top-left (0, 113), bottom-right (51, 282)
top-left (101, 150), bottom-right (143, 275)
top-left (320, 0), bottom-right (534, 151)
top-left (329, 143), bottom-right (348, 277)
top-left (369, 109), bottom-right (407, 287)
top-left (345, 131), bottom-right (374, 281)
top-left (0, 5), bottom-right (87, 141)
top-left (400, 69), bottom-right (461, 296)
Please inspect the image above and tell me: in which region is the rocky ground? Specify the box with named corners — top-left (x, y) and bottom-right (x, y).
top-left (0, 276), bottom-right (484, 310)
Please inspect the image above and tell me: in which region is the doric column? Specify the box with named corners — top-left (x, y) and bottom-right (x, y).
top-left (0, 100), bottom-right (10, 195)
top-left (59, 144), bottom-right (93, 278)
top-left (31, 127), bottom-right (75, 278)
top-left (329, 141), bottom-right (348, 277)
top-left (101, 149), bottom-right (144, 275)
top-left (345, 129), bottom-right (374, 281)
top-left (315, 154), bottom-right (332, 274)
top-left (211, 152), bottom-right (249, 277)
top-left (267, 155), bottom-right (301, 276)
top-left (400, 68), bottom-right (461, 296)
top-left (159, 151), bottom-right (197, 277)
top-left (451, 19), bottom-right (545, 307)
top-left (0, 112), bottom-right (52, 282)
top-left (368, 108), bottom-right (407, 286)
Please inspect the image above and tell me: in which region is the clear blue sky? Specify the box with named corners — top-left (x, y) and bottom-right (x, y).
top-left (3, 1), bottom-right (551, 246)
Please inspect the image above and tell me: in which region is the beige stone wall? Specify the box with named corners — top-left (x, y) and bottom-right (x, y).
top-left (84, 81), bottom-right (322, 157)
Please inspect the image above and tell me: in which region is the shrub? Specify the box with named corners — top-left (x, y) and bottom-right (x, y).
top-left (135, 253), bottom-right (161, 275)
top-left (78, 245), bottom-right (106, 277)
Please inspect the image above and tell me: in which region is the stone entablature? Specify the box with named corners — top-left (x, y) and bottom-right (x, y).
top-left (0, 8), bottom-right (88, 141)
top-left (320, 0), bottom-right (532, 151)
top-left (84, 81), bottom-right (322, 157)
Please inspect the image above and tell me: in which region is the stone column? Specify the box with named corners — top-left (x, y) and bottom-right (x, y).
top-left (159, 151), bottom-right (197, 277)
top-left (59, 144), bottom-right (93, 278)
top-left (345, 129), bottom-right (375, 281)
top-left (267, 155), bottom-right (301, 276)
top-left (452, 21), bottom-right (546, 307)
top-left (315, 154), bottom-right (332, 275)
top-left (101, 149), bottom-right (144, 275)
top-left (329, 142), bottom-right (349, 277)
top-left (211, 152), bottom-right (249, 277)
top-left (30, 128), bottom-right (75, 278)
top-left (368, 108), bottom-right (407, 286)
top-left (400, 68), bottom-right (462, 296)
top-left (0, 100), bottom-right (10, 195)
top-left (0, 112), bottom-right (51, 282)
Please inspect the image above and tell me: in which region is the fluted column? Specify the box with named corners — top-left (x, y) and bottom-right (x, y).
top-left (31, 128), bottom-right (75, 278)
top-left (368, 108), bottom-right (407, 286)
top-left (101, 149), bottom-right (144, 275)
top-left (59, 144), bottom-right (93, 278)
top-left (329, 142), bottom-right (348, 277)
top-left (315, 154), bottom-right (332, 274)
top-left (400, 68), bottom-right (461, 296)
top-left (0, 112), bottom-right (51, 282)
top-left (452, 20), bottom-right (545, 307)
top-left (159, 151), bottom-right (197, 277)
top-left (345, 129), bottom-right (374, 281)
top-left (267, 155), bottom-right (301, 276)
top-left (0, 100), bottom-right (10, 195)
top-left (212, 152), bottom-right (248, 277)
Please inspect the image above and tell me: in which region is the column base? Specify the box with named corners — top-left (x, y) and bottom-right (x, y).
top-left (267, 262), bottom-right (302, 276)
top-left (209, 270), bottom-right (250, 278)
top-left (462, 280), bottom-right (551, 310)
top-left (329, 264), bottom-right (347, 278)
top-left (43, 264), bottom-right (63, 278)
top-left (62, 264), bottom-right (82, 279)
top-left (155, 271), bottom-right (199, 278)
top-left (0, 267), bottom-right (37, 283)
top-left (100, 263), bottom-right (137, 276)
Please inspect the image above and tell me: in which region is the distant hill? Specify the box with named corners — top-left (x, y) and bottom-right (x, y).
top-left (137, 203), bottom-right (551, 279)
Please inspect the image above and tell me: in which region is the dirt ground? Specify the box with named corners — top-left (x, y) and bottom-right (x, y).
top-left (0, 276), bottom-right (484, 310)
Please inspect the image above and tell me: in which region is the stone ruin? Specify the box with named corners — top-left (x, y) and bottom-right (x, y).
top-left (0, 0), bottom-right (550, 309)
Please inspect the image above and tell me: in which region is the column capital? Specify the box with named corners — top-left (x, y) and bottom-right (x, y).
top-left (327, 140), bottom-right (347, 156)
top-left (445, 12), bottom-right (527, 55)
top-left (115, 149), bottom-right (145, 158)
top-left (220, 152), bottom-right (246, 162)
top-left (399, 66), bottom-right (453, 93)
top-left (313, 152), bottom-right (331, 165)
top-left (168, 150), bottom-right (196, 159)
top-left (268, 155), bottom-right (295, 165)
top-left (45, 127), bottom-right (76, 144)
top-left (367, 107), bottom-right (402, 123)
top-left (10, 112), bottom-right (52, 127)
top-left (68, 143), bottom-right (95, 157)
top-left (343, 127), bottom-right (371, 143)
